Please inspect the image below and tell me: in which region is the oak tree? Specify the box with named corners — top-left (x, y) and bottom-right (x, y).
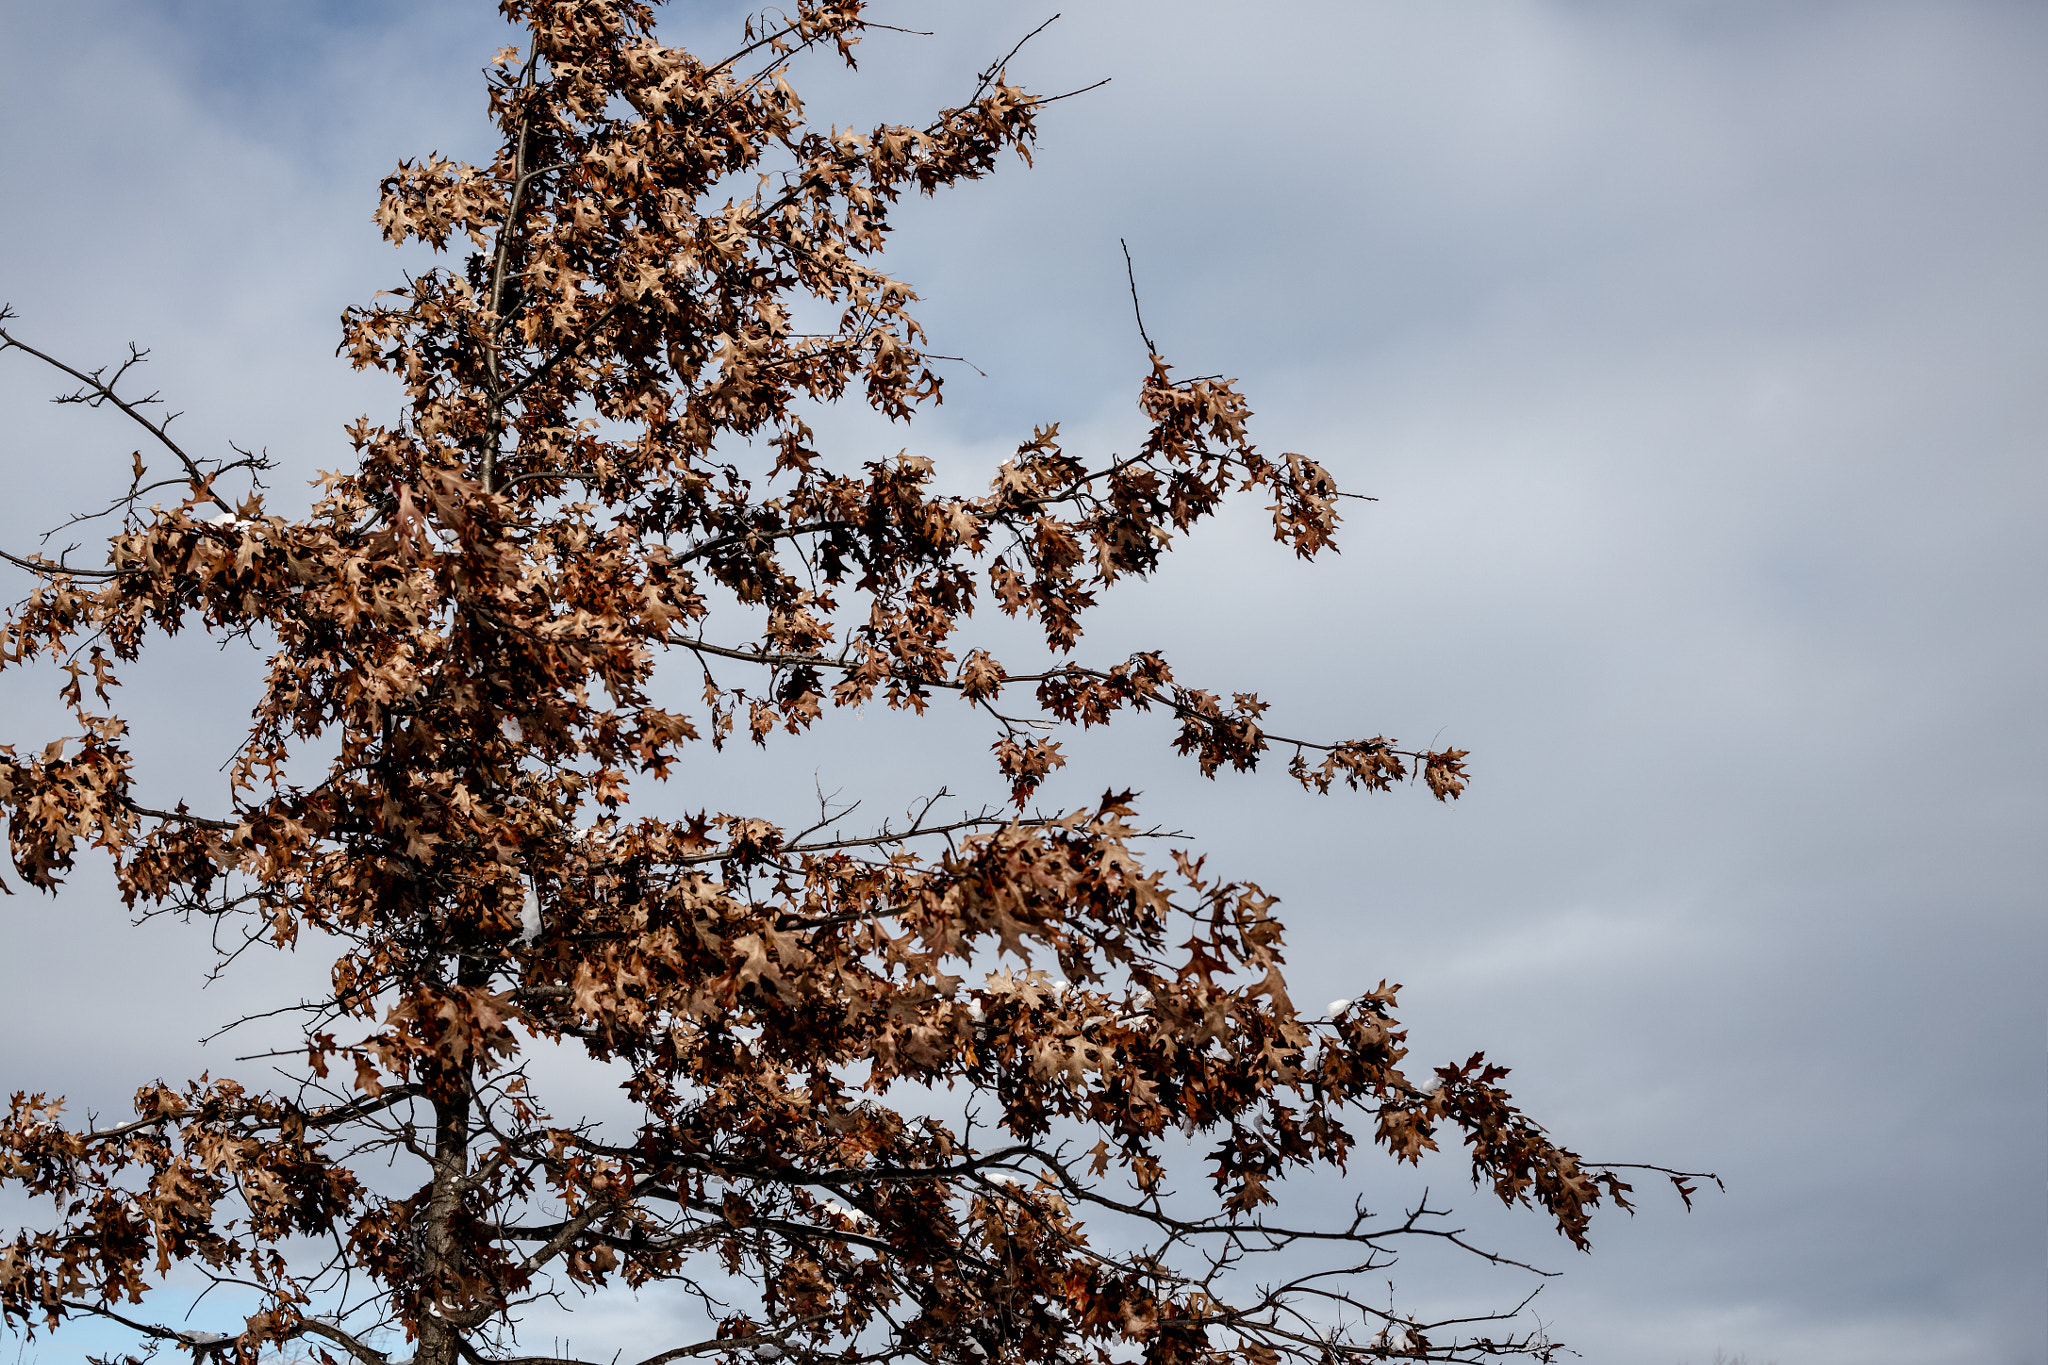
top-left (0, 5), bottom-right (1705, 1364)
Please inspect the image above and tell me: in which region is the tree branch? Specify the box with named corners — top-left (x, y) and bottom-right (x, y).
top-left (0, 313), bottom-right (238, 514)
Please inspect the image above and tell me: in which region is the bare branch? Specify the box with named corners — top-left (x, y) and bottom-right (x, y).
top-left (0, 315), bottom-right (240, 514)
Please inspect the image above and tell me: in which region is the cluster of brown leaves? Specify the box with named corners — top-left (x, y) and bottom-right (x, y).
top-left (0, 5), bottom-right (1697, 1365)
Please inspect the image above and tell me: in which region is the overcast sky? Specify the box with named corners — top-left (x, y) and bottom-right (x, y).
top-left (1, 3), bottom-right (2043, 1363)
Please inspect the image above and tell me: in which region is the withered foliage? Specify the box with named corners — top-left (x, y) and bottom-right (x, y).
top-left (0, 6), bottom-right (1704, 1365)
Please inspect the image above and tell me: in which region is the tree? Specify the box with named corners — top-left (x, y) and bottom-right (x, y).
top-left (0, 5), bottom-right (1705, 1364)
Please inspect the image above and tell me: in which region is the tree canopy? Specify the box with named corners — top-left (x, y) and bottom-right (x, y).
top-left (0, 5), bottom-right (1702, 1364)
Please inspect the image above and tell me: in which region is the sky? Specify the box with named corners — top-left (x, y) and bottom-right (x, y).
top-left (0, 2), bottom-right (2043, 1363)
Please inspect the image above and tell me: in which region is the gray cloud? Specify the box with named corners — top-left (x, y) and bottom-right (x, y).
top-left (1, 2), bottom-right (2040, 1362)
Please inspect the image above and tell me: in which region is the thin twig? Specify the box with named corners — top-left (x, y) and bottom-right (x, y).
top-left (1121, 238), bottom-right (1159, 357)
